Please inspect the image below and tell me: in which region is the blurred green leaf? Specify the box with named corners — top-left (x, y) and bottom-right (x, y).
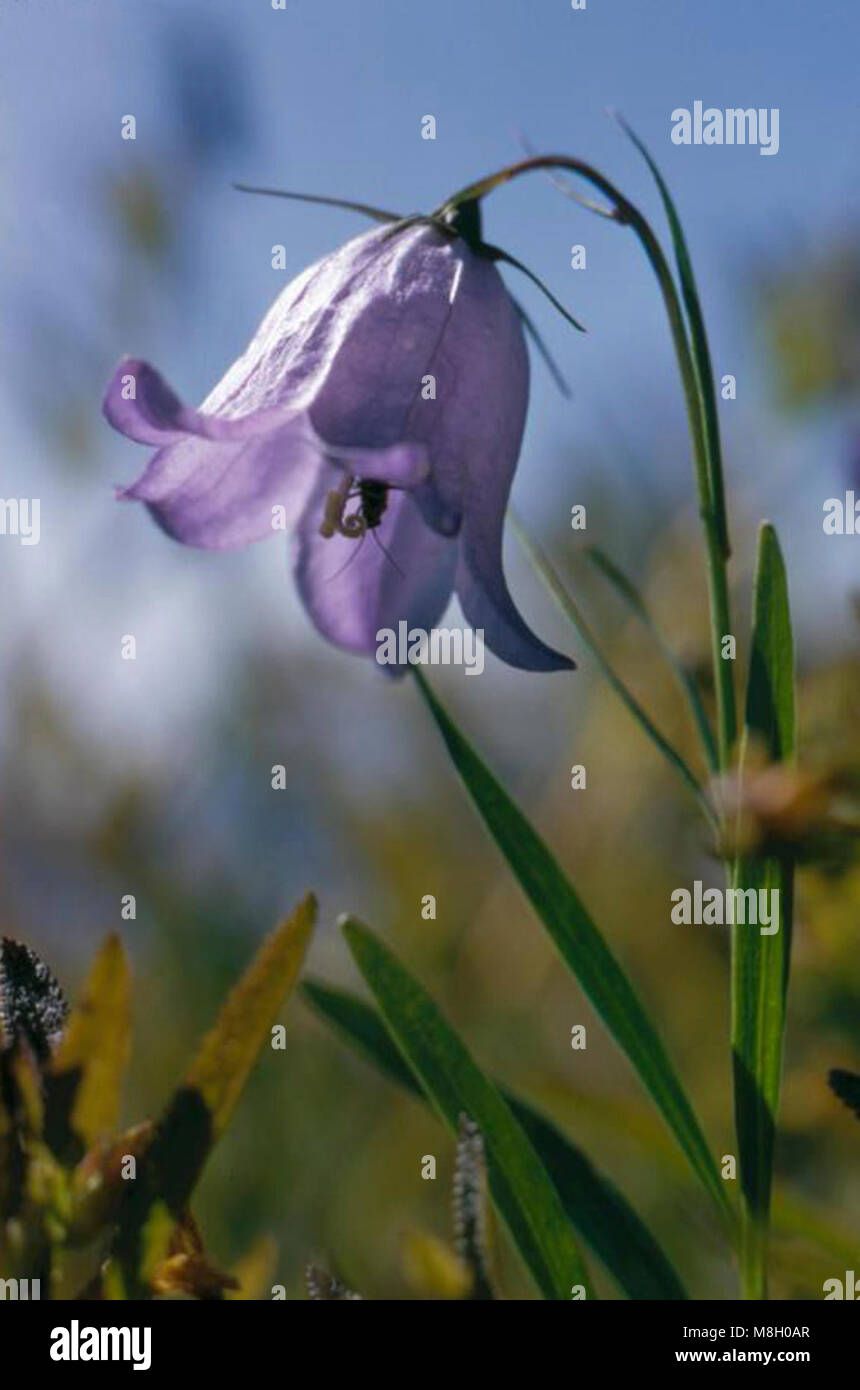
top-left (400, 1234), bottom-right (475, 1295)
top-left (227, 1234), bottom-right (279, 1301)
top-left (732, 524), bottom-right (795, 1297)
top-left (46, 935), bottom-right (130, 1155)
top-left (305, 976), bottom-right (687, 1299)
top-left (184, 893), bottom-right (315, 1141)
top-left (139, 1199), bottom-right (174, 1289)
top-left (401, 1228), bottom-right (475, 1300)
top-left (741, 527), bottom-right (795, 764)
top-left (414, 670), bottom-right (728, 1225)
top-left (341, 919), bottom-right (594, 1300)
top-left (113, 895), bottom-right (315, 1295)
top-left (67, 1123), bottom-right (153, 1245)
top-left (773, 1188), bottom-right (860, 1265)
top-left (304, 978), bottom-right (417, 1090)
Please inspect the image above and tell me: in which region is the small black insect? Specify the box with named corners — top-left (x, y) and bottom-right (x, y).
top-left (319, 474), bottom-right (401, 578)
top-left (356, 478), bottom-right (388, 531)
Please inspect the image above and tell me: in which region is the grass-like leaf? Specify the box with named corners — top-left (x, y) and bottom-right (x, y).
top-left (184, 893), bottom-right (315, 1141)
top-left (586, 545), bottom-right (718, 772)
top-left (413, 669), bottom-right (728, 1226)
top-left (303, 978), bottom-right (687, 1299)
top-left (615, 114), bottom-right (729, 561)
top-left (731, 524), bottom-right (796, 1297)
top-left (341, 919), bottom-right (594, 1300)
top-left (608, 119), bottom-right (738, 767)
top-left (112, 895), bottom-right (315, 1295)
top-left (46, 935), bottom-right (131, 1157)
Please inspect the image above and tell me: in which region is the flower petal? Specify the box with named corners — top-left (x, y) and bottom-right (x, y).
top-left (395, 243), bottom-right (534, 537)
top-left (119, 414), bottom-right (322, 549)
top-left (456, 528), bottom-right (574, 672)
top-left (198, 226), bottom-right (408, 420)
top-left (307, 227), bottom-right (462, 450)
top-left (103, 357), bottom-right (253, 445)
top-left (103, 355), bottom-right (334, 445)
top-left (320, 439), bottom-right (430, 487)
top-left (106, 351), bottom-right (431, 550)
top-left (412, 252), bottom-right (573, 673)
top-left (293, 464), bottom-right (457, 659)
top-left (103, 225), bottom-right (404, 445)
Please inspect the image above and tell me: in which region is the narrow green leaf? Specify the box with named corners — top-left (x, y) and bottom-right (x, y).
top-left (184, 893), bottom-right (315, 1141)
top-left (731, 524), bottom-right (796, 1297)
top-left (45, 936), bottom-right (131, 1156)
top-left (616, 115), bottom-right (729, 560)
top-left (485, 243), bottom-right (586, 332)
top-left (304, 978), bottom-right (418, 1090)
top-left (341, 920), bottom-right (594, 1300)
top-left (586, 545), bottom-right (718, 772)
top-left (741, 526), bottom-right (795, 763)
top-left (512, 518), bottom-right (716, 827)
top-left (113, 895), bottom-right (315, 1294)
top-left (414, 669), bottom-right (729, 1226)
top-left (303, 979), bottom-right (687, 1299)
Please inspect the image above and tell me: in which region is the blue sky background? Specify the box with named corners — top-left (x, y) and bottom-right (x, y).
top-left (1, 0), bottom-right (858, 798)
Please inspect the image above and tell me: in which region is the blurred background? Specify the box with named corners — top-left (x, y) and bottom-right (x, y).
top-left (1, 0), bottom-right (858, 1297)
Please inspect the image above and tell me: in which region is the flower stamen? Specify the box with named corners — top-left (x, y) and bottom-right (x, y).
top-left (319, 472), bottom-right (361, 538)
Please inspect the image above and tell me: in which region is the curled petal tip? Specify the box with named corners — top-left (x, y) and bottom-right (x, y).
top-left (103, 212), bottom-right (571, 676)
